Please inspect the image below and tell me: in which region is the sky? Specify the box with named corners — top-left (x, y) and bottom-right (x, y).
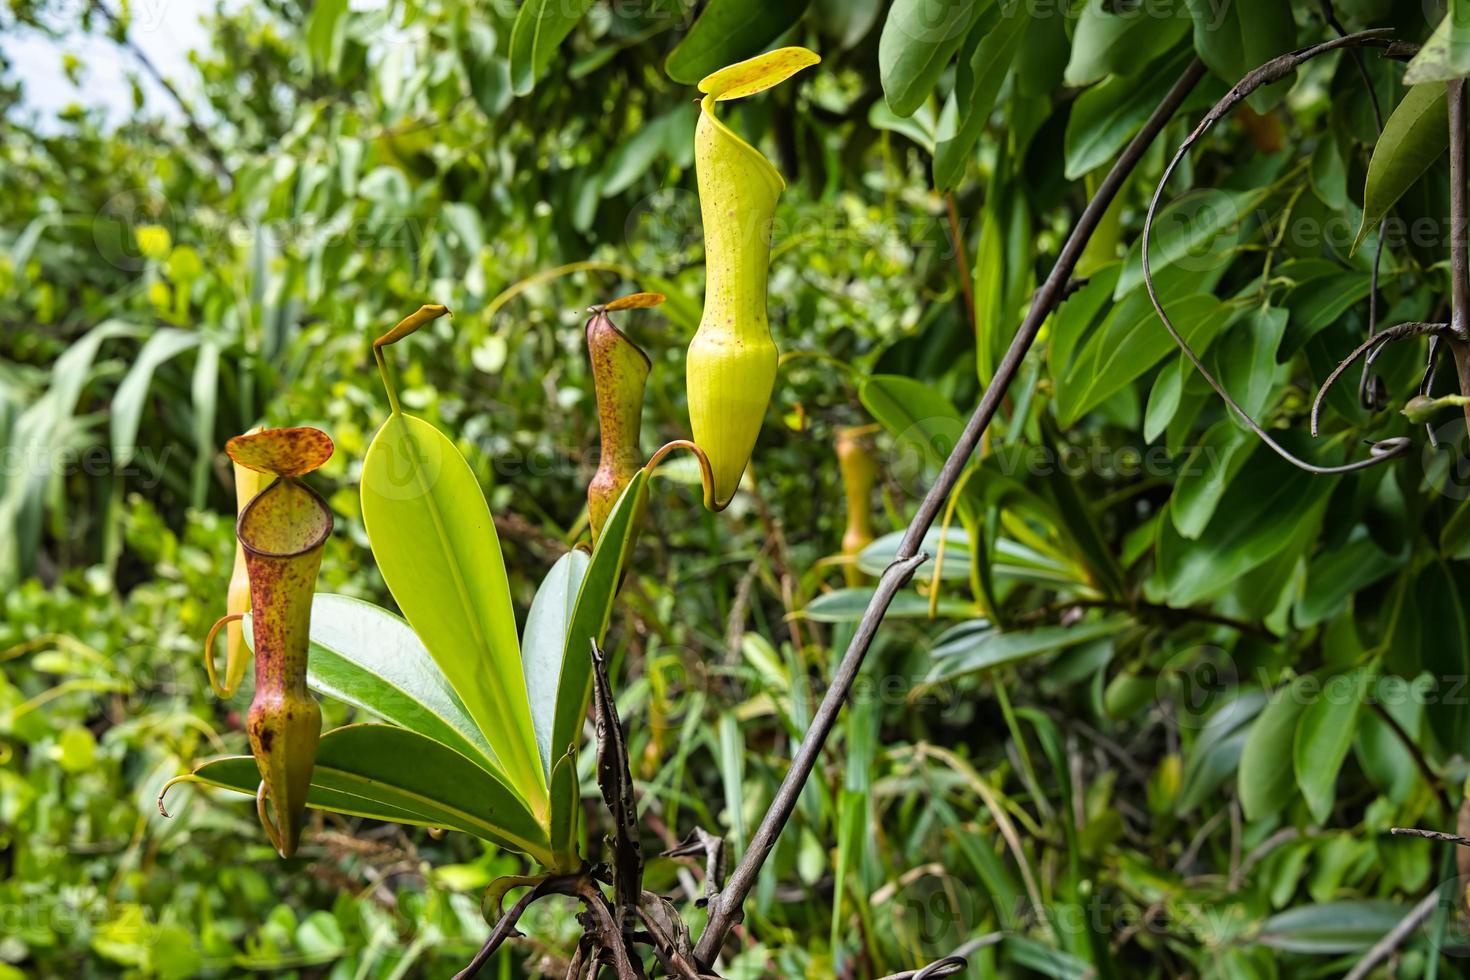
top-left (1, 0), bottom-right (213, 126)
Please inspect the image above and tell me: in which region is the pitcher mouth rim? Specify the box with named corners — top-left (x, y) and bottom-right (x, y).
top-left (236, 477), bottom-right (334, 560)
top-left (700, 94), bottom-right (785, 197)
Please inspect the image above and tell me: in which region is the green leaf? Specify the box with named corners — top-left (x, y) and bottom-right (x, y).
top-left (243, 594), bottom-right (498, 773)
top-left (361, 413), bottom-right (544, 807)
top-left (1354, 84), bottom-right (1449, 253)
top-left (185, 724), bottom-right (552, 863)
top-left (550, 470), bottom-right (647, 769)
top-left (665, 0), bottom-right (814, 85)
top-left (879, 0), bottom-right (979, 118)
top-left (523, 550), bottom-right (590, 776)
top-left (804, 587), bottom-right (973, 622)
top-left (1116, 188), bottom-right (1257, 299)
top-left (1216, 303), bottom-right (1287, 419)
top-left (189, 338), bottom-right (219, 510)
top-left (1418, 559), bottom-right (1470, 755)
top-left (305, 0), bottom-right (348, 75)
top-left (508, 0), bottom-right (597, 97)
top-left (1056, 293), bottom-right (1231, 427)
top-left (1257, 901), bottom-right (1406, 954)
top-left (1293, 665), bottom-right (1371, 825)
top-left (1177, 690), bottom-right (1264, 814)
top-left (1157, 454), bottom-right (1334, 607)
top-left (1064, 49), bottom-right (1191, 180)
top-left (1405, 0), bottom-right (1470, 85)
top-left (934, 5), bottom-right (1030, 189)
top-left (925, 616), bottom-right (1131, 681)
top-left (599, 105), bottom-right (698, 198)
top-left (462, 23), bottom-right (512, 119)
top-left (111, 328), bottom-right (201, 469)
top-left (1063, 0), bottom-right (1190, 88)
top-left (858, 527), bottom-right (970, 580)
top-left (548, 748), bottom-right (580, 869)
top-left (1186, 0), bottom-right (1295, 113)
top-left (1238, 675), bottom-right (1312, 821)
top-left (859, 374), bottom-right (963, 470)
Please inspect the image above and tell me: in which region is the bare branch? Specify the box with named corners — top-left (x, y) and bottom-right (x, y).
top-left (1342, 889), bottom-right (1441, 980)
top-left (690, 57), bottom-right (1211, 969)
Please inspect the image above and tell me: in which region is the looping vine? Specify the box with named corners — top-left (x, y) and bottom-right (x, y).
top-left (1143, 30), bottom-right (1415, 477)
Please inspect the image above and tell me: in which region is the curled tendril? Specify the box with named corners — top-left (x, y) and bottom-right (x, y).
top-left (1311, 322), bottom-right (1449, 435)
top-left (1143, 29), bottom-right (1412, 476)
top-left (646, 439), bottom-right (721, 511)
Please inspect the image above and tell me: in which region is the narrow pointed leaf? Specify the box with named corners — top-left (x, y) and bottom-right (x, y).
top-left (550, 470), bottom-right (647, 766)
top-left (548, 748), bottom-right (580, 870)
top-left (185, 724), bottom-right (552, 863)
top-left (1354, 84), bottom-right (1449, 252)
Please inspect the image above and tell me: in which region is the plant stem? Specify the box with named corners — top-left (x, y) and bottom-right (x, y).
top-left (690, 57), bottom-right (1210, 969)
top-left (1445, 79), bottom-right (1470, 439)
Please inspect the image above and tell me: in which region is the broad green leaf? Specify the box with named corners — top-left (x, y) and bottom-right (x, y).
top-left (508, 0), bottom-right (597, 96)
top-left (665, 0), bottom-right (814, 85)
top-left (361, 413), bottom-right (544, 808)
top-left (1215, 303), bottom-right (1287, 420)
top-left (1186, 0), bottom-right (1295, 113)
top-left (858, 528), bottom-right (970, 581)
top-left (804, 587), bottom-right (973, 622)
top-left (243, 594), bottom-right (497, 772)
top-left (972, 195), bottom-right (1005, 384)
top-left (111, 328), bottom-right (201, 469)
top-left (1278, 269), bottom-right (1373, 359)
top-left (464, 27), bottom-right (512, 120)
top-left (1238, 675), bottom-right (1312, 821)
top-left (879, 0), bottom-right (979, 118)
top-left (925, 616), bottom-right (1130, 681)
top-left (1047, 262), bottom-right (1120, 379)
top-left (1177, 690), bottom-right (1264, 814)
top-left (1063, 0), bottom-right (1190, 88)
top-left (1405, 0), bottom-right (1470, 85)
top-left (185, 724), bottom-right (553, 863)
top-left (934, 4), bottom-right (1030, 189)
top-left (1418, 559), bottom-right (1470, 755)
top-left (1296, 535), bottom-right (1400, 628)
top-left (859, 374), bottom-right (963, 470)
top-left (1056, 293), bottom-right (1231, 427)
top-left (550, 470), bottom-right (647, 769)
top-left (523, 550), bottom-right (590, 775)
top-left (1293, 665), bottom-right (1371, 825)
top-left (1157, 456), bottom-right (1333, 607)
top-left (1257, 901), bottom-right (1406, 954)
top-left (1116, 188), bottom-right (1258, 299)
top-left (1354, 85), bottom-right (1448, 252)
top-left (1170, 421), bottom-right (1253, 539)
top-left (1064, 49), bottom-right (1191, 180)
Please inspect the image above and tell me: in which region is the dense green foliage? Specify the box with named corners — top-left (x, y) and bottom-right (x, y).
top-left (7, 0), bottom-right (1470, 977)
